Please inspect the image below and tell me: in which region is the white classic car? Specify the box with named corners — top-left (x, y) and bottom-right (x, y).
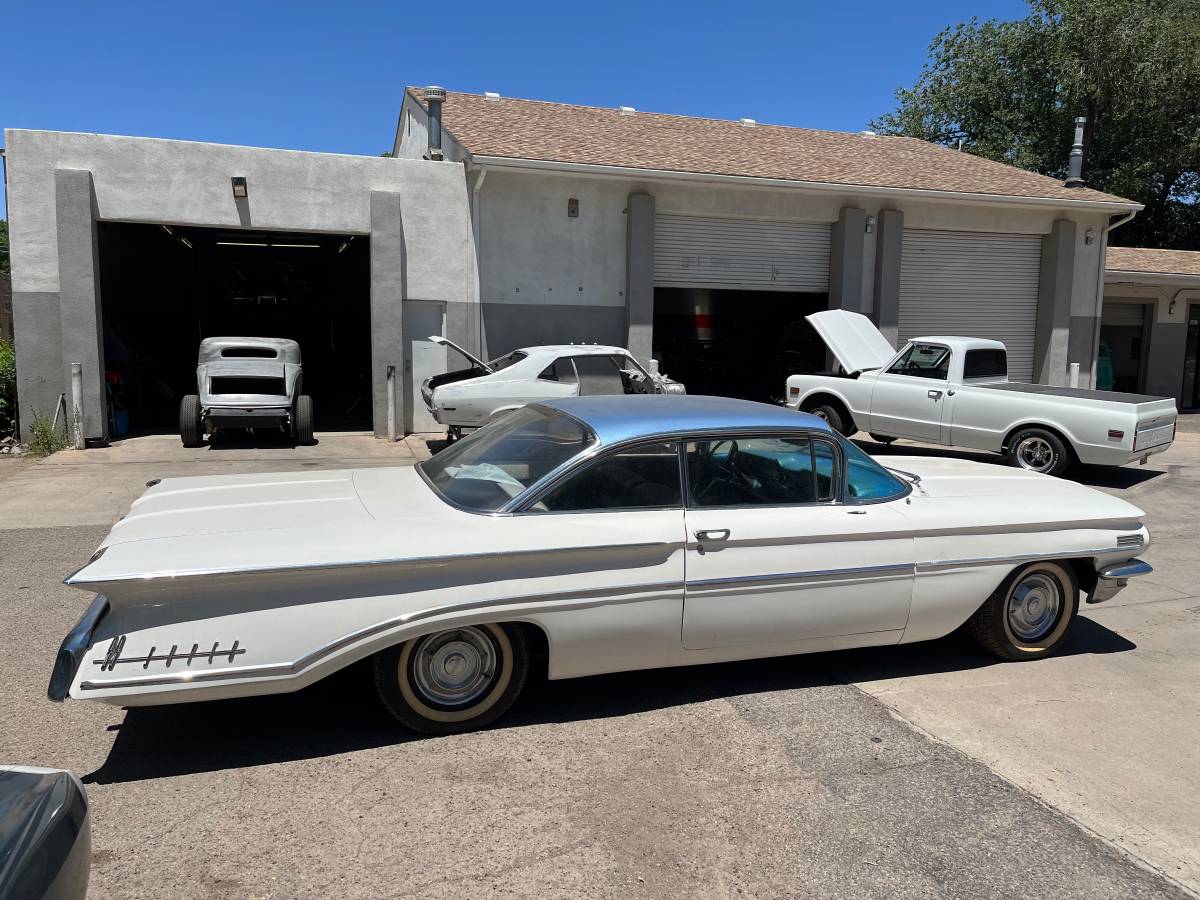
top-left (49, 395), bottom-right (1151, 734)
top-left (422, 337), bottom-right (685, 439)
top-left (181, 337), bottom-right (314, 447)
top-left (786, 311), bottom-right (1177, 475)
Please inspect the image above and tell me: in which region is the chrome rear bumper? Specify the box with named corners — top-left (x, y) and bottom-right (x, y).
top-left (1088, 559), bottom-right (1152, 604)
top-left (47, 595), bottom-right (108, 702)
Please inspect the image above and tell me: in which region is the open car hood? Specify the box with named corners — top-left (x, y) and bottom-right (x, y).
top-left (805, 310), bottom-right (897, 374)
top-left (428, 336), bottom-right (493, 373)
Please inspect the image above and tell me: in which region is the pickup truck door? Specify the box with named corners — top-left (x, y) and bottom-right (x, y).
top-left (868, 342), bottom-right (952, 442)
top-left (681, 435), bottom-right (915, 650)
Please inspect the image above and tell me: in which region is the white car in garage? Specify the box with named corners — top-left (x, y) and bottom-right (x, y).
top-left (422, 337), bottom-right (685, 439)
top-left (786, 311), bottom-right (1177, 476)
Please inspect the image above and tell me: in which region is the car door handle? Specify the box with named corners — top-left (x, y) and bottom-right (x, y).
top-left (694, 529), bottom-right (730, 542)
top-left (927, 390), bottom-right (943, 399)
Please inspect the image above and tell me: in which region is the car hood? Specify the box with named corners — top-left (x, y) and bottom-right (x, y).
top-left (877, 455), bottom-right (1146, 527)
top-left (806, 309), bottom-right (897, 374)
top-left (428, 335), bottom-right (493, 373)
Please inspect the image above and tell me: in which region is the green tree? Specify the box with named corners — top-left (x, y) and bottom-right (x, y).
top-left (0, 219), bottom-right (9, 274)
top-left (872, 0), bottom-right (1200, 248)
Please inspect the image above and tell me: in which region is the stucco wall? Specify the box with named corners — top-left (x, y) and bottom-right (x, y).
top-left (5, 129), bottom-right (475, 439)
top-left (1103, 279), bottom-right (1200, 404)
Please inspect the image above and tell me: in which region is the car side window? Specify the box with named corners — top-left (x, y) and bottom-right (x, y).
top-left (686, 436), bottom-right (836, 507)
top-left (887, 343), bottom-right (950, 380)
top-left (572, 355), bottom-right (625, 395)
top-left (538, 358), bottom-right (578, 384)
top-left (532, 442), bottom-right (682, 512)
top-left (963, 348), bottom-right (1007, 380)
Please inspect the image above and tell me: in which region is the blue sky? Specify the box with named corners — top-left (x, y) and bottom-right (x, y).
top-left (1, 0), bottom-right (1029, 217)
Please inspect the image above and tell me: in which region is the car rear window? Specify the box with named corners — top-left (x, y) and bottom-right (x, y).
top-left (419, 406), bottom-right (593, 512)
top-left (963, 349), bottom-right (1007, 380)
top-left (220, 347), bottom-right (278, 358)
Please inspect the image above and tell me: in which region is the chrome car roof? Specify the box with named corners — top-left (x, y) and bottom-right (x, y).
top-left (538, 395), bottom-right (830, 446)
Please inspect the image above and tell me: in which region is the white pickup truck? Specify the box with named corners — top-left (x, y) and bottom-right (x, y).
top-left (785, 310), bottom-right (1177, 475)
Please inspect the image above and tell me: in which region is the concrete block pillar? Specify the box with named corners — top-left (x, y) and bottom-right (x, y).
top-left (55, 169), bottom-right (107, 442)
top-left (625, 192), bottom-right (655, 365)
top-left (872, 209), bottom-right (903, 347)
top-left (1034, 220), bottom-right (1077, 385)
top-left (829, 207), bottom-right (867, 313)
top-left (370, 191), bottom-right (406, 438)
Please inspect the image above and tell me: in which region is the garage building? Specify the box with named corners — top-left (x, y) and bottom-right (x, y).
top-left (4, 88), bottom-right (1142, 441)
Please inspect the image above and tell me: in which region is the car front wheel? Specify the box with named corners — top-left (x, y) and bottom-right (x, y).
top-left (373, 623), bottom-right (529, 734)
top-left (967, 561), bottom-right (1078, 660)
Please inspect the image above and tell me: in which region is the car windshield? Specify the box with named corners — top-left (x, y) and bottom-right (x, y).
top-left (420, 406), bottom-right (593, 511)
top-left (487, 351), bottom-right (527, 372)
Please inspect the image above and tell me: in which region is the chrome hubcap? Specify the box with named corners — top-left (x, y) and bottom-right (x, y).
top-left (1007, 572), bottom-right (1063, 641)
top-left (1016, 436), bottom-right (1055, 472)
top-left (410, 627), bottom-right (498, 707)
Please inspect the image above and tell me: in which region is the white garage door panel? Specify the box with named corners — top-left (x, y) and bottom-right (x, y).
top-left (654, 215), bottom-right (831, 291)
top-left (898, 230), bottom-right (1042, 383)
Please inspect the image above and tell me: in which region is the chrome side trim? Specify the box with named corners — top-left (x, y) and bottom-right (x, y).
top-left (66, 540), bottom-right (675, 586)
top-left (78, 580), bottom-right (682, 692)
top-left (688, 563), bottom-right (914, 592)
top-left (916, 545), bottom-right (1138, 574)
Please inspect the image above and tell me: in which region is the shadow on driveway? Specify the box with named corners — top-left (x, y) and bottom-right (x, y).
top-left (84, 615), bottom-right (1134, 785)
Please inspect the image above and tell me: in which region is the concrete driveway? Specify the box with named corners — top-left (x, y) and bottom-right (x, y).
top-left (0, 430), bottom-right (1196, 898)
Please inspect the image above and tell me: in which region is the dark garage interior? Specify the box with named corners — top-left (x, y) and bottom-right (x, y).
top-left (652, 288), bottom-right (829, 403)
top-left (97, 222), bottom-right (371, 437)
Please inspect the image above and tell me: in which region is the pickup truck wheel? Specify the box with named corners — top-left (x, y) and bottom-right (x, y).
top-left (967, 561), bottom-right (1078, 661)
top-left (294, 395), bottom-right (315, 446)
top-left (373, 623), bottom-right (529, 734)
top-left (808, 403), bottom-right (850, 436)
top-left (179, 395), bottom-right (204, 447)
top-left (1007, 427), bottom-right (1071, 476)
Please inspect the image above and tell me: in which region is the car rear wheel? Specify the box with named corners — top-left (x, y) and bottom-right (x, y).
top-left (179, 395), bottom-right (203, 447)
top-left (293, 395), bottom-right (315, 446)
top-left (1006, 427), bottom-right (1071, 476)
top-left (373, 623), bottom-right (529, 734)
top-left (967, 561), bottom-right (1078, 661)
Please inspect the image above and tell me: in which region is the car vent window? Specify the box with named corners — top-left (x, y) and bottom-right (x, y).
top-left (534, 442), bottom-right (682, 512)
top-left (687, 436), bottom-right (823, 507)
top-left (841, 438), bottom-right (909, 502)
top-left (539, 358), bottom-right (578, 384)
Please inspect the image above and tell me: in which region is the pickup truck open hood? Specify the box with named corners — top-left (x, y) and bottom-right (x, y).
top-left (428, 336), bottom-right (493, 373)
top-left (806, 310), bottom-right (897, 374)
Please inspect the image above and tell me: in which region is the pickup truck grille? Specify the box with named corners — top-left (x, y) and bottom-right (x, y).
top-left (210, 376), bottom-right (286, 396)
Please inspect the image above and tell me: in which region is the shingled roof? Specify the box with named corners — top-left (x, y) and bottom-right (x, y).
top-left (1107, 247), bottom-right (1200, 278)
top-left (407, 89), bottom-right (1136, 207)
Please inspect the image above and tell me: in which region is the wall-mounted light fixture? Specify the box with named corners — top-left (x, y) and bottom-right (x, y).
top-left (231, 176), bottom-right (248, 200)
top-left (865, 215), bottom-right (876, 234)
top-left (1084, 228), bottom-right (1095, 245)
top-left (567, 198), bottom-right (579, 218)
top-left (1169, 299), bottom-right (1178, 316)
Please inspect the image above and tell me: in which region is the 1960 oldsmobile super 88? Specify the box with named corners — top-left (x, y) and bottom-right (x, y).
top-left (49, 396), bottom-right (1152, 734)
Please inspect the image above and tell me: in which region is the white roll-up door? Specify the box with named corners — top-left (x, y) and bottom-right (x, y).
top-left (654, 215), bottom-right (831, 291)
top-left (898, 229), bottom-right (1042, 382)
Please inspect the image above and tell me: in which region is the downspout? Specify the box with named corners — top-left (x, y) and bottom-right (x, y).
top-left (1087, 208), bottom-right (1139, 387)
top-left (470, 164), bottom-right (488, 357)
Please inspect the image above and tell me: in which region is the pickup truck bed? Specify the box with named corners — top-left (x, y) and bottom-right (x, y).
top-left (977, 383), bottom-right (1164, 404)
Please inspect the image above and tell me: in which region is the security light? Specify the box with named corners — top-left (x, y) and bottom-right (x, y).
top-left (231, 176), bottom-right (248, 200)
top-left (865, 215), bottom-right (876, 234)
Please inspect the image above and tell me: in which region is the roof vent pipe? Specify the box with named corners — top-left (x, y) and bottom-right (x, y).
top-left (423, 86), bottom-right (447, 161)
top-left (1064, 116), bottom-right (1086, 187)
